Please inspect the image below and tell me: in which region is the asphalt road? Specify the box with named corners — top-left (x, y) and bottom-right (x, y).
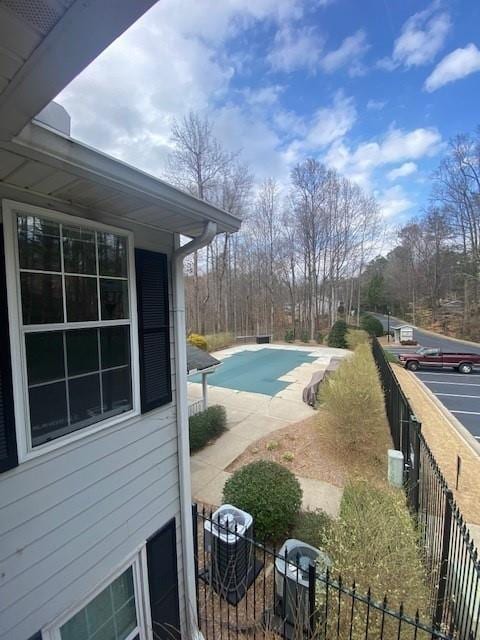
top-left (371, 313), bottom-right (480, 441)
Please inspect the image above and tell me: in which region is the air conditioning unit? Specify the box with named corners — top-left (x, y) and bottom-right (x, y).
top-left (275, 539), bottom-right (331, 632)
top-left (204, 504), bottom-right (258, 604)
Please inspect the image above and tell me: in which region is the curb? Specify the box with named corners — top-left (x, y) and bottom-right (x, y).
top-left (408, 372), bottom-right (480, 458)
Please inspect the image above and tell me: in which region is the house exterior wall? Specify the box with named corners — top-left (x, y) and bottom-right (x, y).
top-left (0, 200), bottom-right (187, 640)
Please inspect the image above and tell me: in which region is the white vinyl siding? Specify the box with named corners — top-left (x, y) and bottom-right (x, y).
top-left (0, 212), bottom-right (185, 640)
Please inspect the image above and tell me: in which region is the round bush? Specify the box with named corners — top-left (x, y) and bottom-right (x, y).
top-left (360, 314), bottom-right (384, 337)
top-left (223, 460), bottom-right (303, 541)
top-left (187, 333), bottom-right (208, 350)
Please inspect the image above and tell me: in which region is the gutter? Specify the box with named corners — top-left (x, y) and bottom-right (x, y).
top-left (172, 221), bottom-right (217, 638)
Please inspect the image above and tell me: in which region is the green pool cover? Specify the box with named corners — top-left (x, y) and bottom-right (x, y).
top-left (191, 348), bottom-right (316, 396)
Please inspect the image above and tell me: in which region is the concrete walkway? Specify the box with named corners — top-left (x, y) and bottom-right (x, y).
top-left (190, 344), bottom-right (347, 517)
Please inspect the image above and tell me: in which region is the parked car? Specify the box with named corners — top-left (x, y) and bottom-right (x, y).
top-left (398, 348), bottom-right (480, 374)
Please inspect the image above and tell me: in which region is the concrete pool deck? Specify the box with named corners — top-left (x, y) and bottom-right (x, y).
top-left (189, 343), bottom-right (348, 516)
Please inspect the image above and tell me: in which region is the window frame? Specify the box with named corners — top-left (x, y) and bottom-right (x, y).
top-left (42, 548), bottom-right (153, 640)
top-left (2, 200), bottom-right (141, 462)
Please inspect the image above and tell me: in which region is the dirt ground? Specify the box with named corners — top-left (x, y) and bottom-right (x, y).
top-left (392, 364), bottom-right (480, 525)
top-left (227, 408), bottom-right (390, 490)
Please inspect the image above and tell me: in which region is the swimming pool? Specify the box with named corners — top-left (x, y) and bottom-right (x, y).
top-left (191, 348), bottom-right (316, 396)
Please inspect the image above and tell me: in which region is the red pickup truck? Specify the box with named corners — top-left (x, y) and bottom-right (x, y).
top-left (398, 348), bottom-right (480, 374)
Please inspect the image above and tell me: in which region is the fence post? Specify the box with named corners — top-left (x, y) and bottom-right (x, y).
top-left (308, 562), bottom-right (316, 636)
top-left (434, 489), bottom-right (453, 630)
top-left (192, 503), bottom-right (199, 621)
top-left (410, 417), bottom-right (422, 516)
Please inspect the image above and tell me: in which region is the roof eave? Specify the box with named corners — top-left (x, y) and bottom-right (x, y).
top-left (2, 122), bottom-right (242, 236)
top-left (0, 0), bottom-right (157, 141)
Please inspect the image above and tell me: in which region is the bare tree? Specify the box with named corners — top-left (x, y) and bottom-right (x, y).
top-left (166, 112), bottom-right (237, 330)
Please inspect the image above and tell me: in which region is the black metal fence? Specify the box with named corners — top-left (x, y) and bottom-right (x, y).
top-left (193, 504), bottom-right (451, 640)
top-left (372, 337), bottom-right (480, 639)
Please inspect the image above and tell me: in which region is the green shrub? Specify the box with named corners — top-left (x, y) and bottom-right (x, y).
top-left (205, 332), bottom-right (233, 351)
top-left (187, 333), bottom-right (208, 351)
top-left (346, 328), bottom-right (369, 349)
top-left (325, 481), bottom-right (429, 615)
top-left (223, 460), bottom-right (303, 541)
top-left (315, 332), bottom-right (323, 344)
top-left (319, 343), bottom-right (386, 452)
top-left (189, 405), bottom-right (227, 453)
top-left (384, 349), bottom-right (399, 363)
top-left (291, 509), bottom-right (332, 549)
top-left (327, 320), bottom-right (348, 348)
top-left (300, 330), bottom-right (309, 343)
top-left (360, 314), bottom-right (384, 337)
top-left (284, 328), bottom-right (294, 343)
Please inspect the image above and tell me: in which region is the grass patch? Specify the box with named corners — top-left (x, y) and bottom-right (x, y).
top-left (291, 509), bottom-right (332, 549)
top-left (319, 343), bottom-right (387, 456)
top-left (189, 405), bottom-right (227, 453)
top-left (325, 480), bottom-right (429, 616)
top-left (205, 332), bottom-right (233, 351)
top-left (346, 328), bottom-right (369, 349)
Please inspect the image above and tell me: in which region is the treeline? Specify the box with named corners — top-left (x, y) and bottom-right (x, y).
top-left (166, 112), bottom-right (381, 339)
top-left (362, 129), bottom-right (480, 340)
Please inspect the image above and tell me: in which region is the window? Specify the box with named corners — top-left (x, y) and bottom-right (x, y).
top-left (44, 557), bottom-right (149, 640)
top-left (3, 203), bottom-right (139, 456)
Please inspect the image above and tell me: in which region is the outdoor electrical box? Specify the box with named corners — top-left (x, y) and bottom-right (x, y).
top-left (388, 449), bottom-right (404, 488)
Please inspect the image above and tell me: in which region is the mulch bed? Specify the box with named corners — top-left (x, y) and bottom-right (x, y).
top-left (227, 409), bottom-right (388, 489)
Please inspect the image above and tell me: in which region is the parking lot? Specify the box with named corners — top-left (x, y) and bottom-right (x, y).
top-left (414, 371), bottom-right (480, 438)
top-left (372, 314), bottom-right (480, 443)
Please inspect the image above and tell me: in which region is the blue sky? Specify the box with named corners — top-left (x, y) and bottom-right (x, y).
top-left (57, 0), bottom-right (480, 224)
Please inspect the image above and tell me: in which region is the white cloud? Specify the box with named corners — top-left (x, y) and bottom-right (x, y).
top-left (243, 85), bottom-right (285, 106)
top-left (377, 185), bottom-right (413, 219)
top-left (387, 162), bottom-right (418, 180)
top-left (380, 2), bottom-right (451, 70)
top-left (306, 92), bottom-right (357, 148)
top-left (366, 99), bottom-right (386, 111)
top-left (425, 43), bottom-right (480, 92)
top-left (159, 0), bottom-right (306, 43)
top-left (324, 126), bottom-right (441, 192)
top-left (320, 29), bottom-right (369, 76)
top-left (267, 24), bottom-right (323, 72)
top-left (213, 105), bottom-right (287, 181)
top-left (57, 0), bottom-right (317, 181)
top-left (326, 126), bottom-right (441, 173)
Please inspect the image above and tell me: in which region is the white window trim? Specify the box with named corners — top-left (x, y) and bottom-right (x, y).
top-left (2, 199), bottom-right (141, 463)
top-left (42, 548), bottom-right (153, 640)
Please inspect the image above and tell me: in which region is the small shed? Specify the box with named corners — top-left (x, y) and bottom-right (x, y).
top-left (393, 325), bottom-right (415, 344)
top-left (187, 344), bottom-right (221, 413)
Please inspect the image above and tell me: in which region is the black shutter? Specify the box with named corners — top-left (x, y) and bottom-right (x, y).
top-left (0, 226), bottom-right (17, 473)
top-left (147, 518), bottom-right (181, 640)
top-left (135, 249), bottom-right (172, 412)
top-left (27, 633), bottom-right (42, 640)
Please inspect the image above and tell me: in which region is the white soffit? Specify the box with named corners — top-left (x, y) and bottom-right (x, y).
top-left (0, 0), bottom-right (157, 140)
top-left (0, 123), bottom-right (242, 238)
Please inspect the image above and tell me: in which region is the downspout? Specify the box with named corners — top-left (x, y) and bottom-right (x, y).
top-left (172, 221), bottom-right (217, 638)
